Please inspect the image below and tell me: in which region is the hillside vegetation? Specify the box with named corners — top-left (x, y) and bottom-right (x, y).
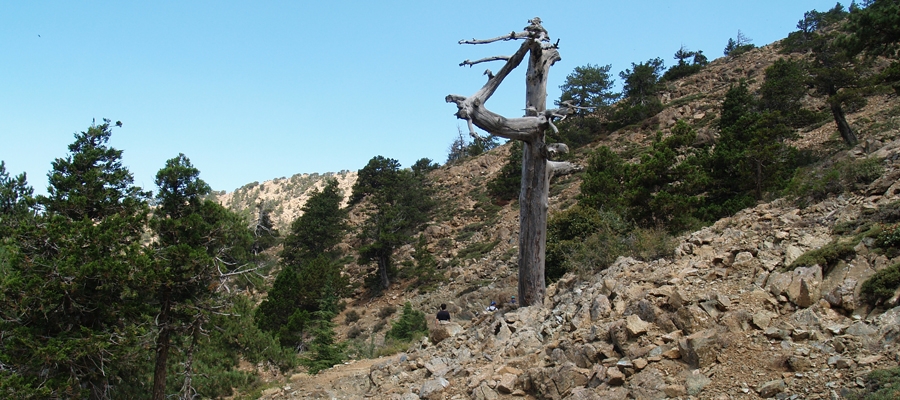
top-left (2, 2), bottom-right (900, 399)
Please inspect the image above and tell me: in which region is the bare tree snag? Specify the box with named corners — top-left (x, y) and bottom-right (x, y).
top-left (446, 18), bottom-right (578, 307)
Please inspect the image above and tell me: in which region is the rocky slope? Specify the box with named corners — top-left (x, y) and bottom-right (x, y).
top-left (228, 38), bottom-right (900, 399)
top-left (262, 143), bottom-right (900, 399)
top-left (214, 170), bottom-right (356, 231)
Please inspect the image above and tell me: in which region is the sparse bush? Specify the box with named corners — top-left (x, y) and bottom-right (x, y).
top-left (860, 263), bottom-right (900, 307)
top-left (372, 319), bottom-right (387, 333)
top-left (850, 367), bottom-right (900, 399)
top-left (876, 223), bottom-right (900, 258)
top-left (487, 142), bottom-right (522, 203)
top-left (457, 240), bottom-right (499, 260)
top-left (385, 302), bottom-right (427, 342)
top-left (627, 226), bottom-right (678, 261)
top-left (786, 240), bottom-right (857, 274)
top-left (786, 157), bottom-right (883, 206)
top-left (346, 325), bottom-right (363, 339)
top-left (344, 310), bottom-right (360, 325)
top-left (377, 305), bottom-right (397, 319)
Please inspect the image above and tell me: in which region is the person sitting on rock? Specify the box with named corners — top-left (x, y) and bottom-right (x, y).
top-left (485, 301), bottom-right (498, 312)
top-left (435, 303), bottom-right (451, 325)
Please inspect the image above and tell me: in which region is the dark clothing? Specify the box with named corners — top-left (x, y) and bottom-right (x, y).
top-left (436, 310), bottom-right (451, 322)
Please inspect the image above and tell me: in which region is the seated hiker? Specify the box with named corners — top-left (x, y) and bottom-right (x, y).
top-left (485, 301), bottom-right (498, 312)
top-left (435, 303), bottom-right (451, 325)
top-left (510, 295), bottom-right (517, 305)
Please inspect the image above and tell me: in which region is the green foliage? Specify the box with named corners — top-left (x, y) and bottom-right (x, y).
top-left (487, 142), bottom-right (522, 202)
top-left (851, 366), bottom-right (900, 399)
top-left (401, 236), bottom-right (446, 293)
top-left (860, 262), bottom-right (900, 306)
top-left (468, 135), bottom-right (500, 157)
top-left (782, 4), bottom-right (849, 53)
top-left (614, 58), bottom-right (665, 127)
top-left (457, 240), bottom-right (499, 260)
top-left (251, 203), bottom-right (280, 254)
top-left (724, 30), bottom-right (756, 56)
top-left (355, 156), bottom-right (435, 289)
top-left (447, 130), bottom-right (469, 164)
top-left (0, 120), bottom-right (154, 399)
top-left (345, 310), bottom-right (361, 325)
top-left (844, 0), bottom-right (900, 93)
top-left (546, 205), bottom-right (627, 279)
top-left (149, 153), bottom-right (260, 399)
top-left (844, 0), bottom-right (900, 59)
top-left (377, 305), bottom-right (397, 319)
top-left (787, 240), bottom-right (857, 273)
top-left (759, 59), bottom-right (820, 127)
top-left (557, 63), bottom-right (619, 117)
top-left (447, 130), bottom-right (500, 164)
top-left (351, 156), bottom-right (403, 204)
top-left (386, 302), bottom-right (427, 342)
top-left (281, 179), bottom-right (348, 265)
top-left (705, 82), bottom-right (802, 211)
top-left (255, 256), bottom-right (350, 348)
top-left (551, 116), bottom-right (606, 148)
top-left (808, 30), bottom-right (867, 146)
top-left (875, 223), bottom-right (900, 257)
top-left (578, 146), bottom-right (628, 214)
top-left (580, 121), bottom-right (707, 233)
top-left (546, 205), bottom-right (675, 280)
top-left (169, 296), bottom-right (296, 398)
top-left (302, 311), bottom-right (346, 374)
top-left (662, 46), bottom-right (708, 82)
top-left (412, 158), bottom-right (440, 176)
top-left (785, 157), bottom-right (883, 206)
top-left (0, 161), bottom-right (34, 235)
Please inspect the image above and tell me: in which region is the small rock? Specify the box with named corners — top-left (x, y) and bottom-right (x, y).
top-left (757, 379), bottom-right (786, 398)
top-left (606, 367), bottom-right (625, 386)
top-left (625, 314), bottom-right (651, 336)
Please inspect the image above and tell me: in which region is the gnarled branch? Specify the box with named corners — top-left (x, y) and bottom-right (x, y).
top-left (459, 56), bottom-right (511, 67)
top-left (548, 160), bottom-right (581, 178)
top-left (459, 30), bottom-right (530, 45)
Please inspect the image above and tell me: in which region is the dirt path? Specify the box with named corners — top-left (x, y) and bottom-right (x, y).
top-left (268, 356), bottom-right (393, 399)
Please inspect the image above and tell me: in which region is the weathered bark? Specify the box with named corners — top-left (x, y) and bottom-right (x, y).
top-left (378, 254), bottom-right (390, 289)
top-left (179, 318), bottom-right (201, 400)
top-left (447, 18), bottom-right (578, 307)
top-left (829, 101), bottom-right (858, 146)
top-left (152, 298), bottom-right (172, 400)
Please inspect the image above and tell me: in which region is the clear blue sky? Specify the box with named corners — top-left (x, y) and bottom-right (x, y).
top-left (2, 0), bottom-right (839, 195)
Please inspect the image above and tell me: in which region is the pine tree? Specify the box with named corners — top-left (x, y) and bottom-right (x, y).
top-left (149, 154), bottom-right (256, 400)
top-left (0, 120), bottom-right (152, 399)
top-left (355, 157), bottom-right (434, 289)
top-left (281, 179), bottom-right (347, 265)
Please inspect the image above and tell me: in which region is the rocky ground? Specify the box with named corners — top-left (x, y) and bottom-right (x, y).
top-left (232, 39), bottom-right (900, 399)
top-left (249, 135), bottom-right (900, 399)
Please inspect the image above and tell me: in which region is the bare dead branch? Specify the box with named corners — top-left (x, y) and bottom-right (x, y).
top-left (458, 56), bottom-right (511, 67)
top-left (459, 30), bottom-right (530, 45)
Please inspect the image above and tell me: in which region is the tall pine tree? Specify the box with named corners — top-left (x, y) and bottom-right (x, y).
top-left (0, 120), bottom-right (152, 399)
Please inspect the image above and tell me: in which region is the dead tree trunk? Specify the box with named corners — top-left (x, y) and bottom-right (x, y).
top-left (447, 18), bottom-right (578, 307)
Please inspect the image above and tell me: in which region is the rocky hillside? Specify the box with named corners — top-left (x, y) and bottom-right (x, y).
top-left (213, 170), bottom-right (356, 231)
top-left (228, 37), bottom-right (900, 399)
